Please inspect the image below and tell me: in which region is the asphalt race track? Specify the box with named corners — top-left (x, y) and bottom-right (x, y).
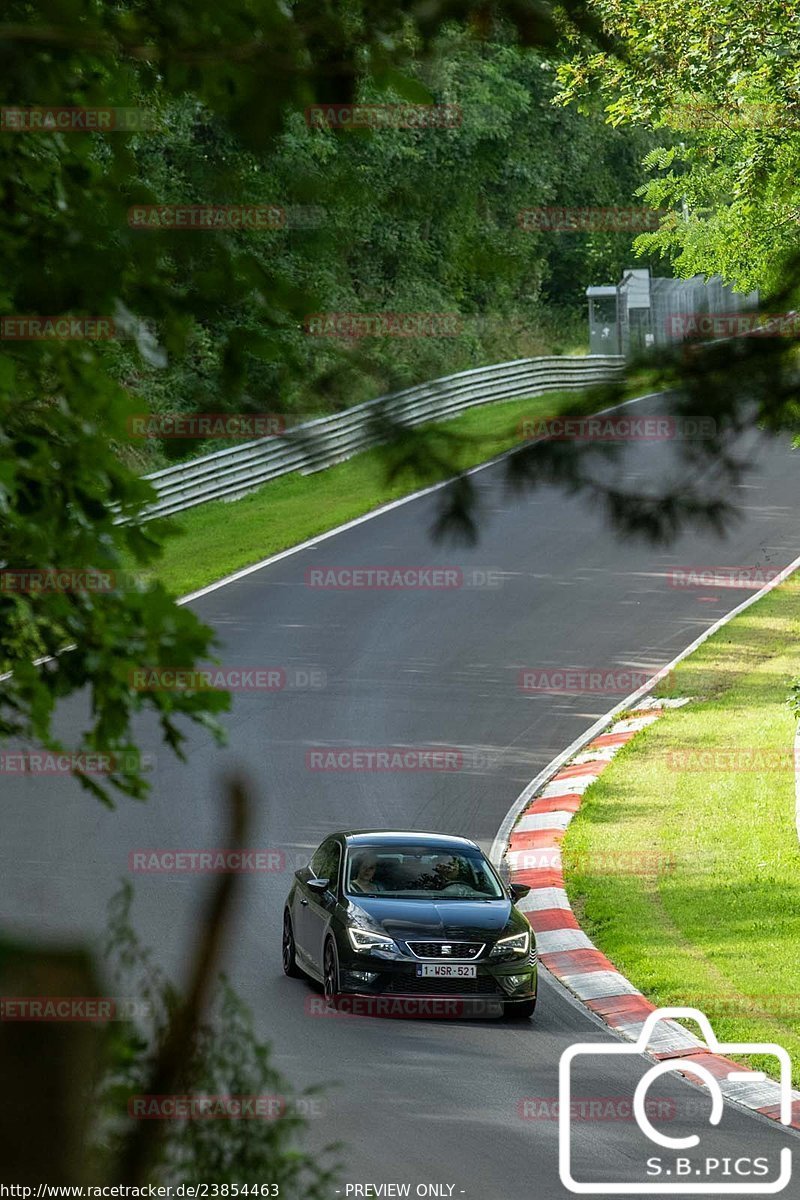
top-left (4, 395), bottom-right (800, 1198)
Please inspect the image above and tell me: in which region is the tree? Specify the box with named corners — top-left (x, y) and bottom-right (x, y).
top-left (555, 0), bottom-right (800, 293)
top-left (107, 33), bottom-right (662, 469)
top-left (0, 1), bottom-right (658, 806)
top-left (98, 883), bottom-right (337, 1192)
top-left (1, 777), bottom-right (337, 1190)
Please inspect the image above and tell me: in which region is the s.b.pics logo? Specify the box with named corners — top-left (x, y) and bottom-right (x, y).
top-left (559, 1008), bottom-right (793, 1194)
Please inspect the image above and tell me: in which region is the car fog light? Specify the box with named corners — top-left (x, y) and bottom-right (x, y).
top-left (348, 970), bottom-right (379, 983)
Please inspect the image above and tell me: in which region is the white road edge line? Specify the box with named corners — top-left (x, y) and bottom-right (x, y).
top-left (489, 546), bottom-right (800, 1131)
top-left (176, 392), bottom-right (659, 606)
top-left (489, 546), bottom-right (800, 869)
top-left (0, 391), bottom-right (655, 680)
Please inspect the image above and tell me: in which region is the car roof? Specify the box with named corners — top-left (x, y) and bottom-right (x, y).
top-left (337, 830), bottom-right (480, 850)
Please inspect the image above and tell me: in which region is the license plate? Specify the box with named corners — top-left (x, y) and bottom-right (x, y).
top-left (415, 964), bottom-right (477, 978)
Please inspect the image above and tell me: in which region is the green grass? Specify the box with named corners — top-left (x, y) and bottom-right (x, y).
top-left (146, 382), bottom-right (653, 597)
top-left (563, 575), bottom-right (800, 1083)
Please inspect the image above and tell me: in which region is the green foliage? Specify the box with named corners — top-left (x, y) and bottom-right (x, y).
top-left (96, 883), bottom-right (338, 1191)
top-left (557, 0), bottom-right (800, 294)
top-left (107, 34), bottom-right (660, 471)
top-left (0, 376), bottom-right (230, 805)
top-left (564, 576), bottom-right (800, 1083)
top-left (0, 0), bottom-right (689, 807)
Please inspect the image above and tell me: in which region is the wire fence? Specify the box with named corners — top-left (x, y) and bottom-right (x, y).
top-left (649, 275), bottom-right (759, 351)
top-left (589, 270), bottom-right (759, 357)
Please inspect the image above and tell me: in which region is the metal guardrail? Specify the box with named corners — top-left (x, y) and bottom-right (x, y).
top-left (139, 355), bottom-right (625, 520)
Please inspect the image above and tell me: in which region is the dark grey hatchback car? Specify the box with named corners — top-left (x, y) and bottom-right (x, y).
top-left (282, 830), bottom-right (537, 1018)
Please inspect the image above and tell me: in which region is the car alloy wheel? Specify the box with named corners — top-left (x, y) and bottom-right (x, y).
top-left (282, 910), bottom-right (301, 977)
top-left (323, 939), bottom-right (339, 1009)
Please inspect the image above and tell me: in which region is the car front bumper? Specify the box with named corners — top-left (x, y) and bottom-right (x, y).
top-left (336, 948), bottom-right (537, 1011)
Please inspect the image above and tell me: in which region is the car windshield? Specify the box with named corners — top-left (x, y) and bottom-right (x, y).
top-left (344, 844), bottom-right (506, 900)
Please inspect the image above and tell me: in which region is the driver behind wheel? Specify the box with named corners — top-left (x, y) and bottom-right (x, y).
top-left (432, 854), bottom-right (465, 887)
top-left (349, 851), bottom-right (385, 893)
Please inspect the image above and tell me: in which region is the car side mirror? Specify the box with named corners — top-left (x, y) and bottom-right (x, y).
top-left (509, 882), bottom-right (530, 902)
top-left (307, 876), bottom-right (330, 894)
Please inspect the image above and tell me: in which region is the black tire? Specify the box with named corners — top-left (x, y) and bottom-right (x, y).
top-left (503, 997), bottom-right (536, 1019)
top-left (323, 938), bottom-right (340, 1009)
top-left (282, 910), bottom-right (302, 977)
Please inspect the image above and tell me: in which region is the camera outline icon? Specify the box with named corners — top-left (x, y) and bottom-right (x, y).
top-left (559, 1006), bottom-right (793, 1194)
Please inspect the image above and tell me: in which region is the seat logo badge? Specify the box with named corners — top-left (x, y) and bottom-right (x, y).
top-left (442, 945), bottom-right (452, 955)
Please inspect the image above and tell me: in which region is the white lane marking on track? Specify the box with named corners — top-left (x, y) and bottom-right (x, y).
top-left (176, 393), bottom-right (661, 606)
top-left (489, 546), bottom-right (800, 870)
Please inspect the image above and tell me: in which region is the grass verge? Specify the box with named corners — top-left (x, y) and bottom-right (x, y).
top-left (146, 378), bottom-right (655, 597)
top-left (563, 574), bottom-right (800, 1084)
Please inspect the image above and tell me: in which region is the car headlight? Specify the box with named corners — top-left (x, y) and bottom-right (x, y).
top-left (346, 927), bottom-right (396, 953)
top-left (490, 930), bottom-right (530, 958)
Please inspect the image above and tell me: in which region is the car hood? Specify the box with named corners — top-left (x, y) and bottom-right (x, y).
top-left (348, 896), bottom-right (522, 941)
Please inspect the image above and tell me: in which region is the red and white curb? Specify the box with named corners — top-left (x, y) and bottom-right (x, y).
top-left (503, 695), bottom-right (800, 1131)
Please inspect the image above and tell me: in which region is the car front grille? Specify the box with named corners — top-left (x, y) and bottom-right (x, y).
top-left (405, 941), bottom-right (484, 959)
top-left (383, 974), bottom-right (504, 996)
